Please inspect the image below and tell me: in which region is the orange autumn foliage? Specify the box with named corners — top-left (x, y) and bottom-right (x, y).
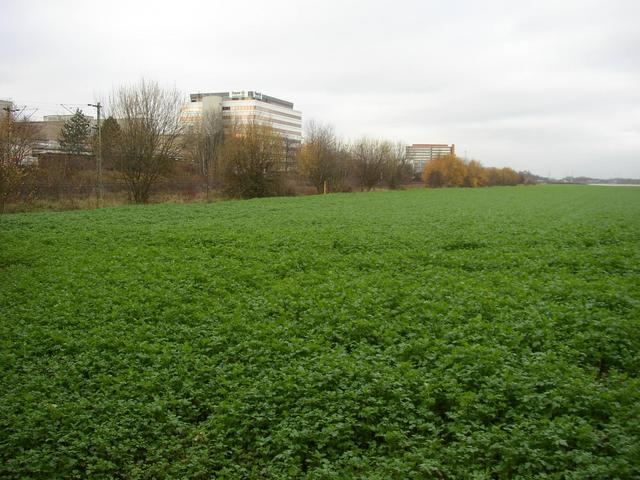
top-left (422, 155), bottom-right (522, 188)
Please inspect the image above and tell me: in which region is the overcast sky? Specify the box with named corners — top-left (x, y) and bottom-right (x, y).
top-left (1, 0), bottom-right (639, 178)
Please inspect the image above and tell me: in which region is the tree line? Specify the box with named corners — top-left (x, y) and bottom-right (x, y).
top-left (422, 154), bottom-right (523, 188)
top-left (1, 80), bottom-right (532, 212)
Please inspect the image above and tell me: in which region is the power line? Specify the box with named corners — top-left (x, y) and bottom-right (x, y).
top-left (3, 100), bottom-right (97, 120)
top-left (6, 99), bottom-right (90, 106)
top-left (3, 104), bottom-right (38, 121)
top-left (60, 104), bottom-right (80, 115)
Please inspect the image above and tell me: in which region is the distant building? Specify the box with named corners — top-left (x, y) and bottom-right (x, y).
top-left (29, 113), bottom-right (95, 153)
top-left (406, 143), bottom-right (456, 174)
top-left (43, 114), bottom-right (94, 123)
top-left (183, 90), bottom-right (302, 144)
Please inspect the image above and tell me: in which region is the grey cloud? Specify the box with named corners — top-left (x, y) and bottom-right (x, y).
top-left (0, 0), bottom-right (638, 177)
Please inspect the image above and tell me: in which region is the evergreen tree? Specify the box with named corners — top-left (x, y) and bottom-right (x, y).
top-left (59, 109), bottom-right (91, 156)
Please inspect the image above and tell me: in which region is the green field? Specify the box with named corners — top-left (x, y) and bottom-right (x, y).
top-left (1, 185), bottom-right (639, 478)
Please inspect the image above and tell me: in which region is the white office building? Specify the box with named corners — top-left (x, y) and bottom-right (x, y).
top-left (406, 143), bottom-right (456, 174)
top-left (183, 90), bottom-right (302, 143)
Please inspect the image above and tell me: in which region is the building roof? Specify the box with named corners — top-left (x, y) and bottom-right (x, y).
top-left (409, 144), bottom-right (452, 148)
top-left (190, 91), bottom-right (294, 109)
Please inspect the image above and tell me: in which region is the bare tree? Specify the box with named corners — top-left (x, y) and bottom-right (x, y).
top-left (382, 141), bottom-right (412, 189)
top-left (351, 138), bottom-right (390, 191)
top-left (91, 116), bottom-right (121, 170)
top-left (109, 80), bottom-right (184, 203)
top-left (0, 108), bottom-right (40, 213)
top-left (334, 140), bottom-right (355, 192)
top-left (184, 109), bottom-right (224, 202)
top-left (283, 137), bottom-right (298, 175)
top-left (218, 122), bottom-right (286, 198)
top-left (297, 120), bottom-right (344, 193)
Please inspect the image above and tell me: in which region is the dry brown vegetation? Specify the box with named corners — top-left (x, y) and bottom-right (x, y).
top-left (0, 110), bottom-right (41, 213)
top-left (422, 154), bottom-right (521, 188)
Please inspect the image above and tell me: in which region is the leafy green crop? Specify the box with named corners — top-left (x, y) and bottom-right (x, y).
top-left (1, 185), bottom-right (639, 478)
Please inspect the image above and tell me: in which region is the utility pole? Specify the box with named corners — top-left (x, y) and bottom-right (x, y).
top-left (2, 105), bottom-right (12, 121)
top-left (88, 102), bottom-right (102, 207)
top-left (2, 105), bottom-right (20, 163)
